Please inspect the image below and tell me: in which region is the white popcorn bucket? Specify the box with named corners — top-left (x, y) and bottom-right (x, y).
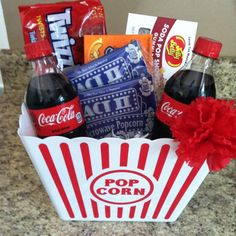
top-left (18, 104), bottom-right (209, 222)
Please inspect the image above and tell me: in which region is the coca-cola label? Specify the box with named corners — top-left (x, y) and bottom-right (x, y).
top-left (29, 97), bottom-right (85, 137)
top-left (156, 92), bottom-right (188, 126)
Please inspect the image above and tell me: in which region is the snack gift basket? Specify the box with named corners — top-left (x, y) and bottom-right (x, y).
top-left (18, 104), bottom-right (209, 222)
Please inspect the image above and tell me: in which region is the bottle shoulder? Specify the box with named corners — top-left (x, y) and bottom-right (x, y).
top-left (164, 69), bottom-right (216, 104)
top-left (26, 72), bottom-right (77, 109)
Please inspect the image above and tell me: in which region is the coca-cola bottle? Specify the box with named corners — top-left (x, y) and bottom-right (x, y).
top-left (151, 36), bottom-right (222, 139)
top-left (24, 40), bottom-right (86, 138)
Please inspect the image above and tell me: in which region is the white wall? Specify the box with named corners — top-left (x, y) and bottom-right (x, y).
top-left (0, 0), bottom-right (9, 49)
top-left (102, 0), bottom-right (236, 56)
top-left (0, 0), bottom-right (9, 95)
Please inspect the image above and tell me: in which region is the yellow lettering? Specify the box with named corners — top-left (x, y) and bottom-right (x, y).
top-left (36, 15), bottom-right (46, 39)
top-left (167, 39), bottom-right (183, 60)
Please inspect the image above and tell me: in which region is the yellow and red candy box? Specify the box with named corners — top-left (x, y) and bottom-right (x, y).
top-left (126, 13), bottom-right (198, 80)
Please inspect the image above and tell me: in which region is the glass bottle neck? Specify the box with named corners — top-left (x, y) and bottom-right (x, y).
top-left (188, 53), bottom-right (214, 76)
top-left (31, 56), bottom-right (59, 77)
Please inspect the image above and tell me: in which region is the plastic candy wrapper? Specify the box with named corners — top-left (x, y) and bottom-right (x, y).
top-left (65, 40), bottom-right (153, 92)
top-left (19, 0), bottom-right (106, 69)
top-left (111, 130), bottom-right (150, 139)
top-left (79, 77), bottom-right (156, 139)
top-left (83, 34), bottom-right (152, 63)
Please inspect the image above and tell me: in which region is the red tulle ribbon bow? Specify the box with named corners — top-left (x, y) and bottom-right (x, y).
top-left (171, 97), bottom-right (236, 171)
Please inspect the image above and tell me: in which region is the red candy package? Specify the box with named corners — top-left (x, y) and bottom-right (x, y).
top-left (19, 0), bottom-right (106, 69)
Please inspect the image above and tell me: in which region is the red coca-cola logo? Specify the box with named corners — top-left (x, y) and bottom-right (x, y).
top-left (160, 102), bottom-right (183, 118)
top-left (165, 35), bottom-right (186, 67)
top-left (38, 105), bottom-right (75, 127)
top-left (156, 92), bottom-right (188, 127)
top-left (29, 97), bottom-right (84, 136)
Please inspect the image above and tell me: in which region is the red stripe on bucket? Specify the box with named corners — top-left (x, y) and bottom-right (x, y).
top-left (39, 144), bottom-right (74, 218)
top-left (80, 143), bottom-right (93, 179)
top-left (137, 144), bottom-right (149, 170)
top-left (152, 157), bottom-right (185, 219)
top-left (120, 143), bottom-right (129, 167)
top-left (105, 205), bottom-right (110, 218)
top-left (101, 143), bottom-right (109, 169)
top-left (141, 200), bottom-right (151, 219)
top-left (153, 144), bottom-right (170, 181)
top-left (165, 160), bottom-right (206, 219)
top-left (91, 199), bottom-right (99, 218)
top-left (60, 143), bottom-right (87, 218)
top-left (129, 206), bottom-right (136, 219)
top-left (117, 207), bottom-right (123, 218)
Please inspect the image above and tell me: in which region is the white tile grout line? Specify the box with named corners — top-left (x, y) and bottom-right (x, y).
top-left (0, 70), bottom-right (4, 96)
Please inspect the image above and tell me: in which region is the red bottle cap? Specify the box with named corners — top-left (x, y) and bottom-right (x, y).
top-left (24, 40), bottom-right (53, 60)
top-left (193, 37), bottom-right (222, 59)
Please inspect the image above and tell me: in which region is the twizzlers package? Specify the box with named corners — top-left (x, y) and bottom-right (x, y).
top-left (19, 0), bottom-right (106, 69)
top-left (126, 13), bottom-right (198, 81)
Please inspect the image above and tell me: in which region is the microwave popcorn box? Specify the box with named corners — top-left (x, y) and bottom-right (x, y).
top-left (79, 79), bottom-right (156, 139)
top-left (66, 40), bottom-right (151, 92)
top-left (84, 34), bottom-right (152, 63)
top-left (126, 13), bottom-right (198, 80)
top-left (18, 104), bottom-right (209, 222)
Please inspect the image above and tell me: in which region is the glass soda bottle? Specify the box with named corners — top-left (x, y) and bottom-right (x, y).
top-left (151, 36), bottom-right (222, 139)
top-left (24, 40), bottom-right (86, 138)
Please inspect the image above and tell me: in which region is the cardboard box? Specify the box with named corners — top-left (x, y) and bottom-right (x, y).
top-left (18, 104), bottom-right (209, 222)
top-left (126, 13), bottom-right (198, 81)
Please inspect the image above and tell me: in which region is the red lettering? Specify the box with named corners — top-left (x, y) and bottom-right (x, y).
top-left (121, 188), bottom-right (132, 195)
top-left (133, 188), bottom-right (145, 195)
top-left (96, 188), bottom-right (107, 195)
top-left (96, 187), bottom-right (145, 196)
top-left (129, 179), bottom-right (139, 186)
top-left (108, 188), bottom-right (119, 195)
top-left (105, 179), bottom-right (115, 186)
top-left (116, 179), bottom-right (128, 186)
